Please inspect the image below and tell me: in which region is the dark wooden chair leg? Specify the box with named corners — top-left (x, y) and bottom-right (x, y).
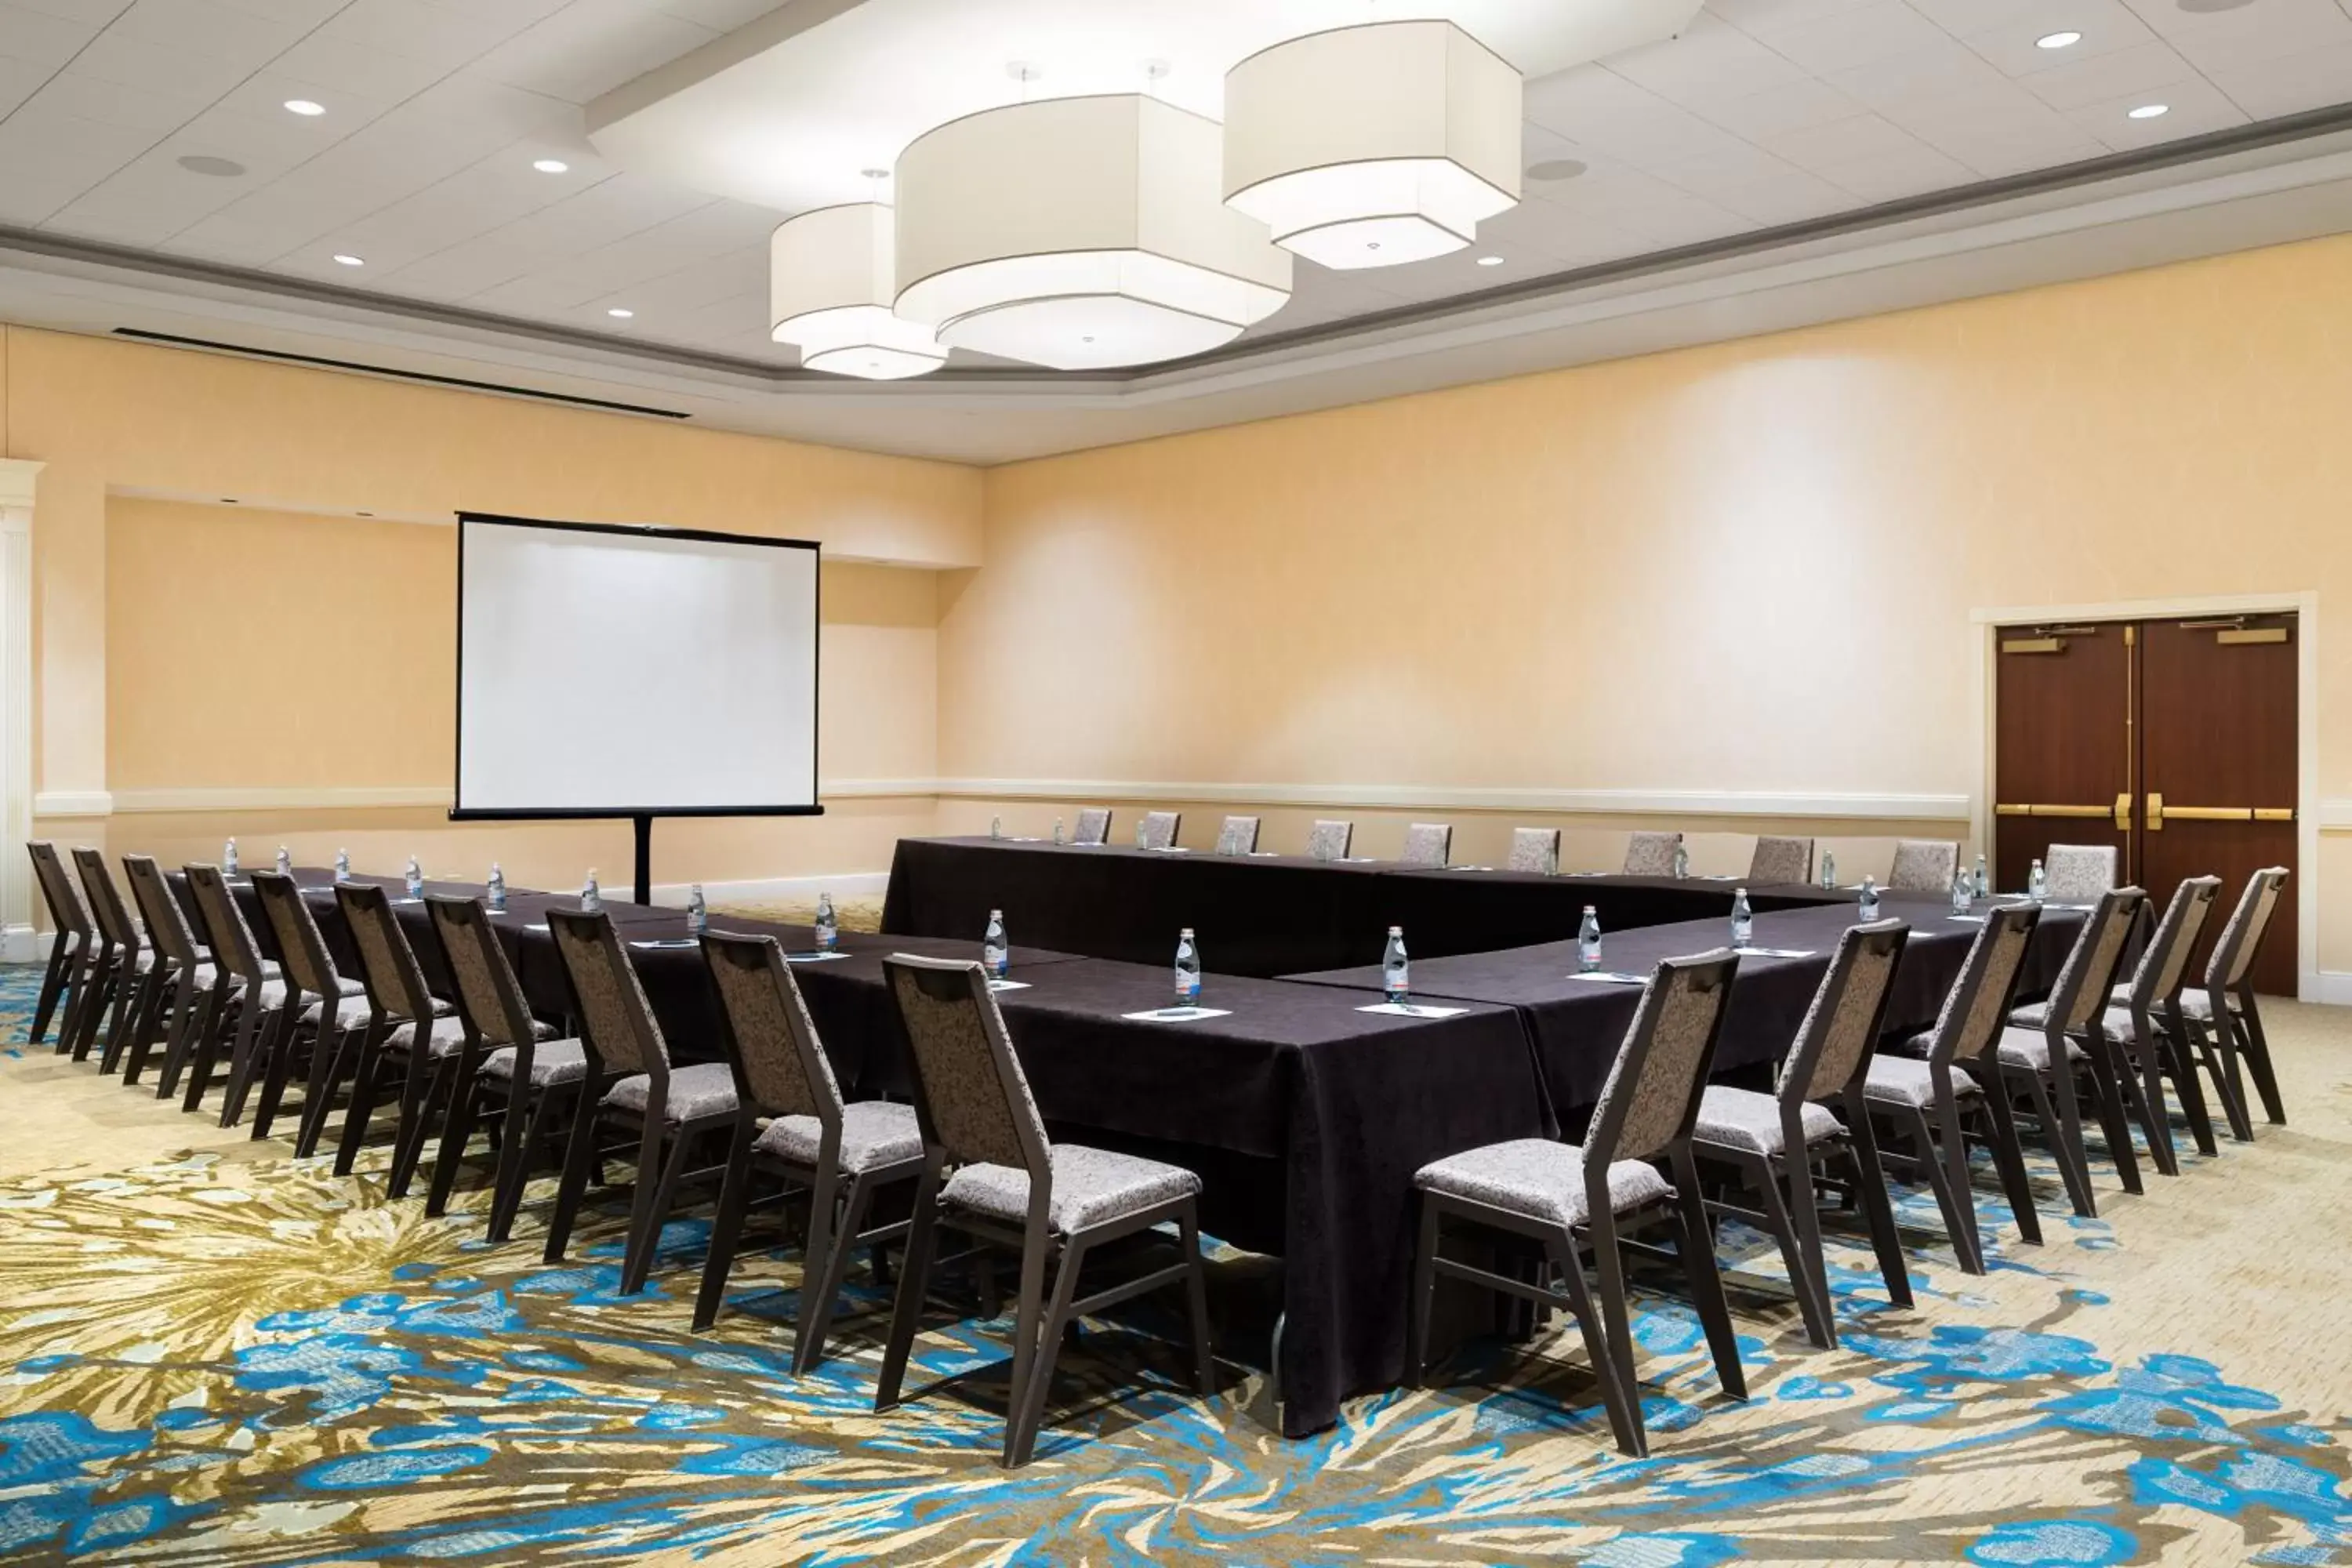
top-left (1586, 1213), bottom-right (1646, 1456)
top-left (2079, 1038), bottom-right (2144, 1195)
top-left (1748, 1154), bottom-right (1834, 1348)
top-left (1846, 1112), bottom-right (1913, 1310)
top-left (1552, 1233), bottom-right (1640, 1455)
top-left (426, 1063), bottom-right (488, 1220)
top-left (2234, 994), bottom-right (2286, 1126)
top-left (2016, 1065), bottom-right (2096, 1218)
top-left (874, 1170), bottom-right (944, 1412)
top-left (619, 1121), bottom-right (691, 1295)
top-left (1178, 1204), bottom-right (1215, 1399)
top-left (1977, 1076), bottom-right (2044, 1246)
top-left (1406, 1197), bottom-right (1441, 1385)
top-left (29, 937), bottom-right (73, 1045)
top-left (1915, 1099), bottom-right (1984, 1274)
top-left (250, 1014), bottom-right (309, 1142)
top-left (692, 1120), bottom-right (760, 1334)
top-left (541, 1098), bottom-right (606, 1263)
top-left (796, 1172), bottom-right (870, 1375)
top-left (332, 1036), bottom-right (390, 1176)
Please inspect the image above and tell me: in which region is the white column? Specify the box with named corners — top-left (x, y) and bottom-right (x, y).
top-left (0, 459), bottom-right (40, 961)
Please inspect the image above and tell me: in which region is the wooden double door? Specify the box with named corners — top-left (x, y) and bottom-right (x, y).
top-left (1994, 612), bottom-right (2297, 996)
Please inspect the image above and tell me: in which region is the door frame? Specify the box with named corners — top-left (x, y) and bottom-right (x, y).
top-left (1971, 590), bottom-right (2320, 1000)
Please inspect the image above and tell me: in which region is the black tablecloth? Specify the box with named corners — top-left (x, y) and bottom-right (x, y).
top-left (1283, 895), bottom-right (2083, 1114)
top-left (880, 837), bottom-right (1852, 977)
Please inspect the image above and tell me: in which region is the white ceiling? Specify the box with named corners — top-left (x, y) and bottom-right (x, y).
top-left (2, 0), bottom-right (2351, 465)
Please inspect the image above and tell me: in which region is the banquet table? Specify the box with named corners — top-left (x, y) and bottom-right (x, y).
top-left (1283, 895), bottom-right (2085, 1115)
top-left (191, 868), bottom-right (1546, 1439)
top-left (879, 835), bottom-right (1853, 976)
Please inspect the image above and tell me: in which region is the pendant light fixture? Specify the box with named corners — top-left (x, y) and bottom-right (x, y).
top-left (894, 93), bottom-right (1292, 372)
top-left (768, 197), bottom-right (946, 379)
top-left (1223, 19), bottom-right (1522, 270)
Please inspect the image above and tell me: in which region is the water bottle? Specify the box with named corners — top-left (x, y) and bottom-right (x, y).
top-left (582, 869), bottom-right (601, 913)
top-left (1545, 840), bottom-right (1560, 876)
top-left (814, 891), bottom-right (837, 952)
top-left (1135, 820), bottom-right (1149, 849)
top-left (1951, 865), bottom-right (1973, 916)
top-left (404, 856), bottom-right (424, 901)
top-left (990, 815), bottom-right (1003, 840)
top-left (1730, 887), bottom-right (1753, 949)
top-left (982, 909), bottom-right (1008, 979)
top-left (333, 848), bottom-right (351, 884)
top-left (1053, 817), bottom-right (1066, 846)
top-left (687, 884), bottom-right (708, 935)
top-left (1578, 906), bottom-right (1602, 973)
top-left (1174, 927), bottom-right (1202, 1008)
top-left (1860, 876), bottom-right (1881, 922)
top-left (1382, 927), bottom-right (1410, 1004)
top-left (1820, 851), bottom-right (1836, 890)
top-left (1671, 841), bottom-right (1690, 880)
top-left (2028, 858), bottom-right (2046, 902)
top-left (274, 845), bottom-right (292, 877)
top-left (223, 838), bottom-right (240, 877)
top-left (487, 862), bottom-right (507, 913)
top-left (1973, 853), bottom-right (1988, 899)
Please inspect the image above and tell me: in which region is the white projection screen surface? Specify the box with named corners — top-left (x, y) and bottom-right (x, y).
top-left (455, 515), bottom-right (820, 815)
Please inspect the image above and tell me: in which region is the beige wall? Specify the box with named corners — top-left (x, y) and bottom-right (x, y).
top-left (947, 234), bottom-right (2352, 975)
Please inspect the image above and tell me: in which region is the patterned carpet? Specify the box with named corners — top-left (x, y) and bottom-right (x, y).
top-left (5, 961), bottom-right (2351, 1566)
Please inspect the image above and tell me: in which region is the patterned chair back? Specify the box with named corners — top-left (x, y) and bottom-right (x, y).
top-left (1621, 831), bottom-right (1681, 877)
top-left (545, 906), bottom-right (667, 1080)
top-left (251, 871), bottom-right (341, 1004)
top-left (1214, 816), bottom-right (1261, 856)
top-left (1921, 902), bottom-right (2040, 1070)
top-left (2045, 844), bottom-right (2118, 903)
top-left (1888, 840), bottom-right (1960, 893)
top-left (884, 953), bottom-right (1051, 1178)
top-left (2207, 867), bottom-right (2288, 993)
top-left (2046, 887), bottom-right (2145, 1035)
top-left (27, 843), bottom-right (93, 938)
top-left (71, 848), bottom-right (141, 953)
top-left (1399, 822), bottom-right (1452, 867)
top-left (1137, 811), bottom-right (1181, 851)
top-left (426, 895), bottom-right (539, 1051)
top-left (1304, 819), bottom-right (1353, 862)
top-left (2128, 876), bottom-right (2222, 1011)
top-left (1072, 808), bottom-right (1112, 846)
top-left (1748, 836), bottom-right (1814, 887)
top-left (702, 931), bottom-right (842, 1124)
top-left (121, 855), bottom-right (202, 973)
top-left (1780, 919), bottom-right (1909, 1102)
top-left (184, 863), bottom-right (269, 988)
top-left (336, 881), bottom-right (438, 1026)
top-left (1507, 828), bottom-right (1559, 875)
top-left (1584, 950), bottom-right (1740, 1167)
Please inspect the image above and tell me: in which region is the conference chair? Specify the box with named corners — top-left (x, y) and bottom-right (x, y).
top-left (180, 862), bottom-right (292, 1120)
top-left (68, 847), bottom-right (145, 1068)
top-left (117, 855), bottom-right (216, 1089)
top-left (1399, 822), bottom-right (1453, 868)
top-left (1994, 887), bottom-right (2147, 1217)
top-left (422, 895), bottom-right (573, 1236)
top-left (1747, 836), bottom-right (1814, 887)
top-left (1073, 808), bottom-right (1113, 846)
top-left (2044, 844), bottom-right (2118, 903)
top-left (542, 907), bottom-right (739, 1293)
top-left (1864, 902), bottom-right (2043, 1275)
top-left (249, 871), bottom-right (372, 1153)
top-left (1691, 920), bottom-right (1913, 1350)
top-left (1622, 831), bottom-right (1681, 877)
top-left (1508, 828), bottom-right (1560, 875)
top-left (692, 932), bottom-right (924, 1372)
top-left (1135, 811), bottom-right (1181, 850)
top-left (331, 883), bottom-right (466, 1193)
top-left (1408, 951), bottom-right (1748, 1459)
top-left (2095, 876), bottom-right (2223, 1167)
top-left (24, 842), bottom-right (95, 1050)
top-left (2131, 866), bottom-right (2290, 1140)
top-left (876, 954), bottom-right (1214, 1468)
top-left (1304, 819), bottom-right (1354, 862)
top-left (1888, 840), bottom-right (1960, 894)
top-left (1214, 815), bottom-right (1261, 856)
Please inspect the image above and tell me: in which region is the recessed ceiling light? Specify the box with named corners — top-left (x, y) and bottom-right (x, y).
top-left (2128, 102), bottom-right (2170, 119)
top-left (284, 99), bottom-right (325, 116)
top-left (607, 307), bottom-right (633, 318)
top-left (1526, 158), bottom-right (1588, 182)
top-left (2036, 30), bottom-right (2082, 49)
top-left (1476, 254), bottom-right (1504, 267)
top-left (532, 158), bottom-right (568, 173)
top-left (332, 253), bottom-right (364, 266)
top-left (176, 154), bottom-right (245, 177)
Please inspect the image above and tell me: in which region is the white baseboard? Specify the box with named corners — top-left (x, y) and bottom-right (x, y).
top-left (645, 872), bottom-right (890, 908)
top-left (2, 924), bottom-right (44, 964)
top-left (2302, 971), bottom-right (2352, 1005)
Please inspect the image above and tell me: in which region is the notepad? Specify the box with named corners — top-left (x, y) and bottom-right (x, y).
top-left (1359, 1002), bottom-right (1470, 1019)
top-left (1449, 866), bottom-right (1496, 873)
top-left (524, 923), bottom-right (550, 933)
top-left (788, 951), bottom-right (852, 964)
top-left (1947, 913), bottom-right (1988, 924)
top-left (987, 978), bottom-right (1029, 993)
top-left (1569, 971), bottom-right (1648, 985)
top-left (631, 938), bottom-right (699, 950)
top-left (1122, 1006), bottom-right (1230, 1022)
top-left (1737, 947), bottom-right (1817, 960)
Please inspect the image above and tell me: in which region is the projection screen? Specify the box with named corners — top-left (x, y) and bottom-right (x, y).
top-left (453, 514), bottom-right (821, 818)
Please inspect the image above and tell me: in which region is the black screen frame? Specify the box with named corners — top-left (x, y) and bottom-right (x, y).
top-left (448, 511), bottom-right (826, 822)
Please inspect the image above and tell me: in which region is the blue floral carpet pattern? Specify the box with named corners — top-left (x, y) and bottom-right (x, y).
top-left (3, 963), bottom-right (2350, 1566)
